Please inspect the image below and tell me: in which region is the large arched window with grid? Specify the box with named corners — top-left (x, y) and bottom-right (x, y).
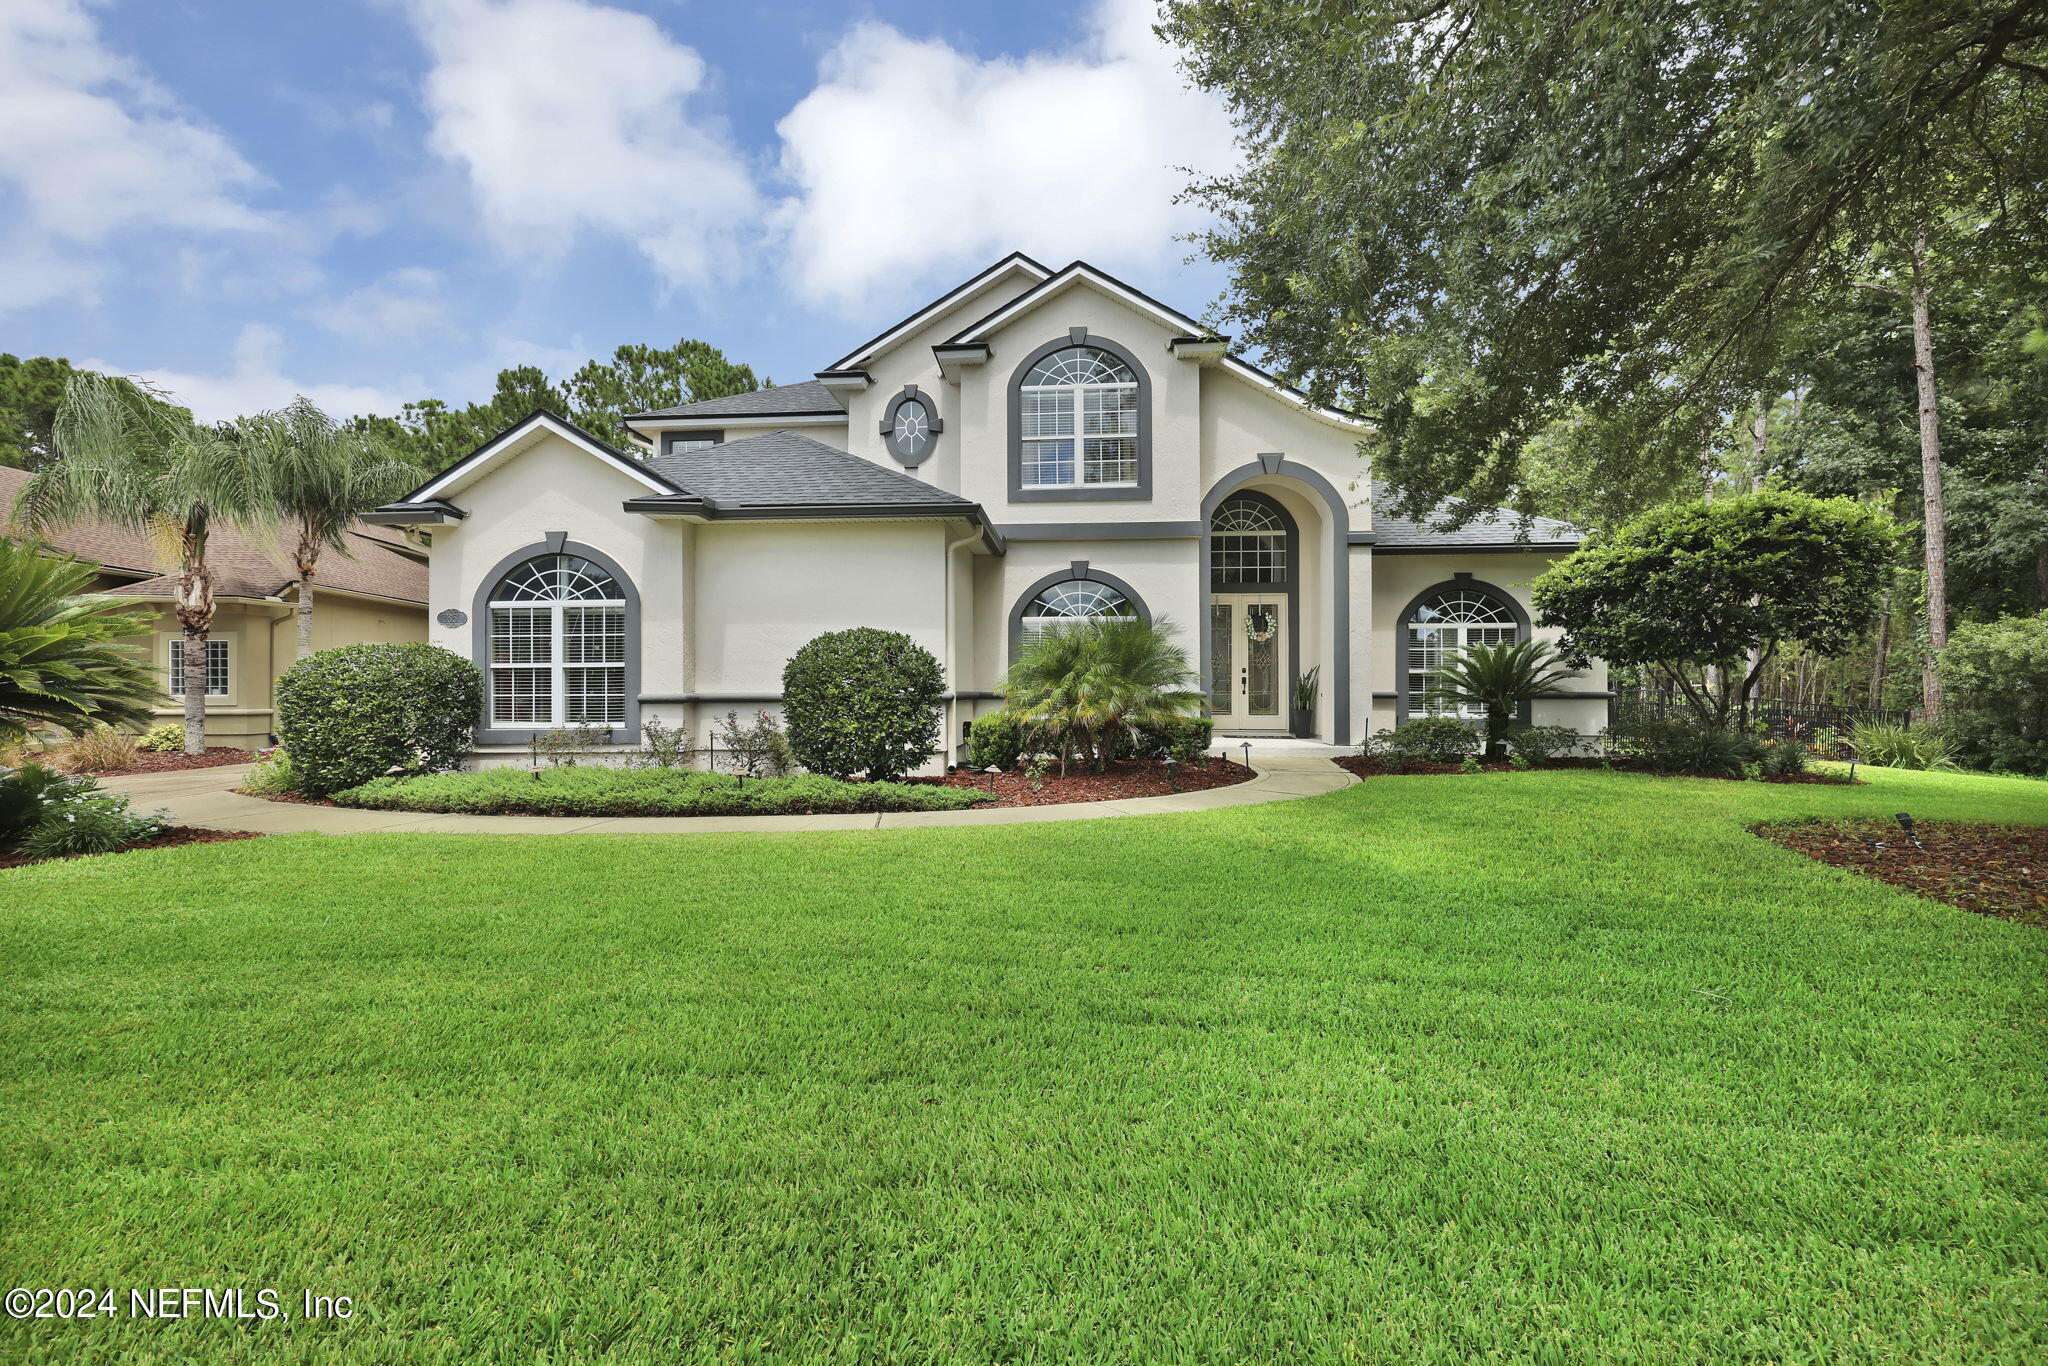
top-left (486, 554), bottom-right (628, 727)
top-left (1017, 579), bottom-right (1135, 648)
top-left (1210, 493), bottom-right (1291, 587)
top-left (1404, 585), bottom-right (1522, 717)
top-left (1017, 346), bottom-right (1139, 489)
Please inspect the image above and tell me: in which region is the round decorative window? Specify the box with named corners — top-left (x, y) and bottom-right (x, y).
top-left (880, 386), bottom-right (942, 467)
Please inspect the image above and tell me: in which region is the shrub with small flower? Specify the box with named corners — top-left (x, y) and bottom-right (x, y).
top-left (0, 762), bottom-right (170, 860)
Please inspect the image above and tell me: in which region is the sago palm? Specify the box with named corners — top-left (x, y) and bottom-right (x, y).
top-left (1000, 617), bottom-right (1204, 773)
top-left (245, 397), bottom-right (423, 659)
top-left (1427, 637), bottom-right (1579, 759)
top-left (0, 538), bottom-right (160, 743)
top-left (16, 374), bottom-right (273, 753)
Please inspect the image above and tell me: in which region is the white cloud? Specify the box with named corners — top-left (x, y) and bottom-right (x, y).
top-left (399, 0), bottom-right (759, 288)
top-left (308, 267), bottom-right (456, 344)
top-left (0, 0), bottom-right (268, 308)
top-left (774, 0), bottom-right (1239, 312)
top-left (85, 325), bottom-right (412, 425)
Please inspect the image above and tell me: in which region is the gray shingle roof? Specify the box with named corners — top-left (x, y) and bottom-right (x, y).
top-left (1371, 483), bottom-right (1582, 549)
top-left (646, 430), bottom-right (972, 510)
top-left (630, 380), bottom-right (846, 421)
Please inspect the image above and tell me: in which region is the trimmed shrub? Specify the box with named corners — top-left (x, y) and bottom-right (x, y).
top-left (1503, 724), bottom-right (1583, 764)
top-left (332, 767), bottom-right (994, 818)
top-left (1130, 715), bottom-right (1214, 763)
top-left (1374, 716), bottom-right (1480, 763)
top-left (1605, 719), bottom-right (1759, 777)
top-left (966, 710), bottom-right (1025, 771)
top-left (137, 723), bottom-right (187, 753)
top-left (276, 644), bottom-right (483, 796)
top-left (781, 628), bottom-right (944, 780)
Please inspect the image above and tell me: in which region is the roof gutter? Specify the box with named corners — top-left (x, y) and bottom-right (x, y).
top-left (622, 496), bottom-right (1005, 554)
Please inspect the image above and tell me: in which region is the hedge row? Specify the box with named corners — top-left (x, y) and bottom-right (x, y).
top-left (332, 766), bottom-right (995, 817)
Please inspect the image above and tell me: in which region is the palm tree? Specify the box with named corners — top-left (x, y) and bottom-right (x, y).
top-left (0, 539), bottom-right (161, 744)
top-left (246, 397), bottom-right (423, 659)
top-left (1426, 637), bottom-right (1579, 760)
top-left (16, 374), bottom-right (273, 754)
top-left (1000, 618), bottom-right (1204, 774)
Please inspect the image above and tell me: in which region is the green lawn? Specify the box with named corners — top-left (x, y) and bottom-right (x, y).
top-left (3, 766), bottom-right (2045, 1364)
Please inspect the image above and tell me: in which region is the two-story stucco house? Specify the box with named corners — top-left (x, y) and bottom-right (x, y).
top-left (366, 254), bottom-right (1605, 764)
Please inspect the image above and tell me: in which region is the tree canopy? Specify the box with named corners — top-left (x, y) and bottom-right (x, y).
top-left (1161, 0), bottom-right (2048, 520)
top-left (1531, 490), bottom-right (1902, 724)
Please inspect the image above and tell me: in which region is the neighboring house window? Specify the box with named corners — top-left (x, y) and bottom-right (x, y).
top-left (662, 431), bottom-right (722, 455)
top-left (1405, 587), bottom-right (1520, 717)
top-left (167, 639), bottom-right (229, 697)
top-left (486, 555), bottom-right (627, 727)
top-left (1018, 347), bottom-right (1138, 488)
top-left (1018, 579), bottom-right (1134, 647)
top-left (1210, 494), bottom-right (1289, 585)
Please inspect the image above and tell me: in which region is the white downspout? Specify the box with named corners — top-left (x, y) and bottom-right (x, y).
top-left (942, 525), bottom-right (980, 766)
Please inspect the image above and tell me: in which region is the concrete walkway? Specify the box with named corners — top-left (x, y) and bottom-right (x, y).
top-left (99, 754), bottom-right (1355, 836)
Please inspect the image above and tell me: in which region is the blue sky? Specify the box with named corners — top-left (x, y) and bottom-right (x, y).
top-left (2, 0), bottom-right (1242, 422)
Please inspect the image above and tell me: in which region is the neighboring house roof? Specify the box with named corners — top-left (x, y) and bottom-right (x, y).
top-left (1371, 483), bottom-right (1583, 552)
top-left (0, 464), bottom-right (428, 604)
top-left (628, 379), bottom-right (846, 421)
top-left (647, 429), bottom-right (975, 510)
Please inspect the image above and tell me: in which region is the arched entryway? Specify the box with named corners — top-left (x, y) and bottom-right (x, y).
top-left (1206, 490), bottom-right (1298, 732)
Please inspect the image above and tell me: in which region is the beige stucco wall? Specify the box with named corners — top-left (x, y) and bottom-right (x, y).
top-left (1368, 552), bottom-right (1610, 739)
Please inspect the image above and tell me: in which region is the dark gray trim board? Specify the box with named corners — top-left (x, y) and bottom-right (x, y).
top-left (996, 521), bottom-right (1201, 541)
top-left (1373, 542), bottom-right (1579, 556)
top-left (1345, 532), bottom-right (1377, 546)
top-left (623, 497), bottom-right (1007, 555)
top-left (638, 690), bottom-right (1003, 705)
top-left (1201, 459), bottom-right (1353, 744)
top-left (1391, 574), bottom-right (1533, 728)
top-left (1006, 563), bottom-right (1153, 663)
top-left (1007, 331), bottom-right (1153, 503)
top-left (364, 499), bottom-right (466, 525)
top-left (470, 538), bottom-right (643, 745)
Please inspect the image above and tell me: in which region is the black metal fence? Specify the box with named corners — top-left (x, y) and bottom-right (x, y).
top-left (1616, 689), bottom-right (1913, 737)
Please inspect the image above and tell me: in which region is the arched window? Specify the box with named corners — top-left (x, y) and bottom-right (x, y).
top-left (1018, 345), bottom-right (1139, 489)
top-left (1404, 585), bottom-right (1522, 717)
top-left (1018, 579), bottom-right (1135, 648)
top-left (1210, 493), bottom-right (1290, 587)
top-left (487, 554), bottom-right (627, 727)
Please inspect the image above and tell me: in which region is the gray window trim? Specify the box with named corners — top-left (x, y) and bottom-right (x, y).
top-left (471, 534), bottom-right (642, 745)
top-left (661, 430), bottom-right (723, 455)
top-left (996, 520), bottom-right (1201, 541)
top-left (1007, 330), bottom-right (1152, 503)
top-left (879, 385), bottom-right (942, 467)
top-left (1200, 458), bottom-right (1352, 744)
top-left (1393, 572), bottom-right (1530, 728)
top-left (1006, 562), bottom-right (1152, 664)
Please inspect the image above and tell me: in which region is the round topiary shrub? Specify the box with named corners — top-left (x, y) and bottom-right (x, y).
top-left (275, 643), bottom-right (482, 796)
top-left (781, 628), bottom-right (943, 780)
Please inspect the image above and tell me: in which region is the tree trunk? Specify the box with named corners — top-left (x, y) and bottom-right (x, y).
top-left (1742, 393), bottom-right (1768, 713)
top-left (1870, 590), bottom-right (1892, 709)
top-left (294, 531), bottom-right (320, 660)
top-left (1909, 233), bottom-right (1949, 719)
top-left (2036, 541), bottom-right (2047, 611)
top-left (175, 527), bottom-right (215, 755)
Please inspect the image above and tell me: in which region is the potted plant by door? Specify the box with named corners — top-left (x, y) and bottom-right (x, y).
top-left (1290, 666), bottom-right (1320, 738)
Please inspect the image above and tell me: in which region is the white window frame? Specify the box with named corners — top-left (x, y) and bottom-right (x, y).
top-left (1019, 348), bottom-right (1139, 490)
top-left (486, 557), bottom-right (628, 729)
top-left (167, 638), bottom-right (229, 698)
top-left (1019, 580), bottom-right (1136, 647)
top-left (1407, 593), bottom-right (1519, 718)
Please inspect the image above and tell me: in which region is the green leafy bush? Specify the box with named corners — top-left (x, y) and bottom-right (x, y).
top-left (1371, 717), bottom-right (1480, 763)
top-left (1605, 720), bottom-right (1759, 776)
top-left (332, 767), bottom-right (995, 818)
top-left (275, 644), bottom-right (483, 796)
top-left (966, 710), bottom-right (1024, 771)
top-left (1758, 737), bottom-right (1809, 778)
top-left (1503, 724), bottom-right (1584, 763)
top-left (240, 749), bottom-right (300, 796)
top-left (1936, 613), bottom-right (2048, 774)
top-left (1851, 722), bottom-right (1957, 771)
top-left (781, 628), bottom-right (944, 780)
top-left (0, 761), bottom-right (166, 856)
top-left (710, 709), bottom-right (794, 778)
top-left (1934, 712), bottom-right (2048, 777)
top-left (136, 723), bottom-right (187, 753)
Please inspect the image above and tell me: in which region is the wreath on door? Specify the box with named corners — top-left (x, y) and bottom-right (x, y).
top-left (1243, 607), bottom-right (1279, 644)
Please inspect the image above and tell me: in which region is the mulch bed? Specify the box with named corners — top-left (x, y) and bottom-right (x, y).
top-left (74, 748), bottom-right (265, 775)
top-left (1754, 818), bottom-right (2048, 928)
top-left (1334, 755), bottom-right (1858, 784)
top-left (914, 756), bottom-right (1256, 807)
top-left (0, 826), bottom-right (265, 871)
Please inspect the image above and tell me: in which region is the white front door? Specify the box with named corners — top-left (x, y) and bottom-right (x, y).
top-left (1208, 595), bottom-right (1289, 731)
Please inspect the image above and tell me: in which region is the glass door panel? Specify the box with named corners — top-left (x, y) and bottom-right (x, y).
top-left (1245, 602), bottom-right (1280, 715)
top-left (1210, 594), bottom-right (1288, 729)
top-left (1209, 603), bottom-right (1233, 714)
